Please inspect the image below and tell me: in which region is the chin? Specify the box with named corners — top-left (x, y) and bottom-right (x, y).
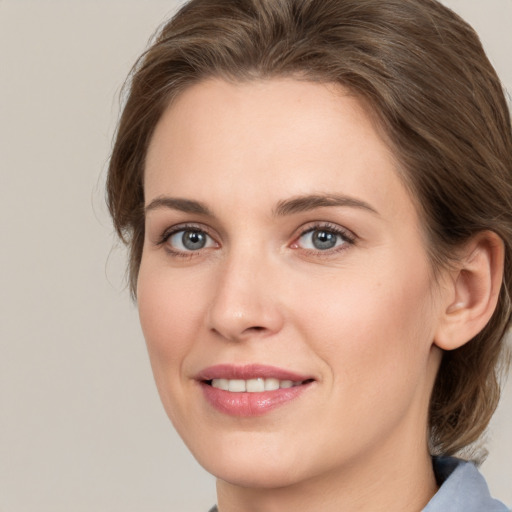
top-left (186, 430), bottom-right (310, 488)
top-left (203, 457), bottom-right (302, 489)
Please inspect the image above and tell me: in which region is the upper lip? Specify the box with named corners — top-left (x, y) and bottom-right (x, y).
top-left (196, 364), bottom-right (313, 382)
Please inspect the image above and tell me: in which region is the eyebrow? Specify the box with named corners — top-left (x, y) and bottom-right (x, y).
top-left (145, 196), bottom-right (214, 216)
top-left (273, 194), bottom-right (379, 217)
top-left (144, 193), bottom-right (379, 217)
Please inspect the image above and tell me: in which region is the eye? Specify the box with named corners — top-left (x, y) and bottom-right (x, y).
top-left (166, 229), bottom-right (217, 252)
top-left (293, 224), bottom-right (355, 252)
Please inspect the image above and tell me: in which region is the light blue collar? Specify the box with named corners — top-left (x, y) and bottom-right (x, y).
top-left (423, 456), bottom-right (509, 511)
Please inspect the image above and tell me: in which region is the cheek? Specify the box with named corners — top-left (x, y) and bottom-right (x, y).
top-left (136, 260), bottom-right (205, 373)
top-left (288, 261), bottom-right (437, 462)
top-left (294, 257), bottom-right (436, 388)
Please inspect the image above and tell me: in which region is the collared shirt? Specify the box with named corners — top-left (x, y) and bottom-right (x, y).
top-left (208, 457), bottom-right (510, 511)
top-left (425, 456), bottom-right (509, 511)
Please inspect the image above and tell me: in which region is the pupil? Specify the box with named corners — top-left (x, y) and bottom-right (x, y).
top-left (313, 230), bottom-right (337, 250)
top-left (183, 231), bottom-right (206, 250)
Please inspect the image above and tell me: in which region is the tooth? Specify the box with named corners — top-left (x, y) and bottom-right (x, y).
top-left (246, 378), bottom-right (265, 392)
top-left (211, 377), bottom-right (306, 392)
top-left (228, 379), bottom-right (246, 392)
top-left (264, 378), bottom-right (280, 391)
top-left (212, 378), bottom-right (229, 390)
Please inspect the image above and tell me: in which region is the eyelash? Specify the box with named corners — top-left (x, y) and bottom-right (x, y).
top-left (157, 223), bottom-right (217, 258)
top-left (156, 222), bottom-right (356, 258)
top-left (292, 222), bottom-right (356, 256)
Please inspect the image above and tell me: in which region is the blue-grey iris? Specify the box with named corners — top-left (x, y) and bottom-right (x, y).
top-left (182, 231), bottom-right (207, 250)
top-left (312, 230), bottom-right (337, 250)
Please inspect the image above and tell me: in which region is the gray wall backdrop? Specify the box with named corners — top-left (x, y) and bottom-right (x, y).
top-left (1, 1), bottom-right (511, 511)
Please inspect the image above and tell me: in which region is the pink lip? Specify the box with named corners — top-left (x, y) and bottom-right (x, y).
top-left (196, 364), bottom-right (315, 417)
top-left (196, 364), bottom-right (312, 382)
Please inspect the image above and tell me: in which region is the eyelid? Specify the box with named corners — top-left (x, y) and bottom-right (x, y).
top-left (156, 222), bottom-right (212, 243)
top-left (290, 221), bottom-right (357, 251)
top-left (156, 223), bottom-right (220, 258)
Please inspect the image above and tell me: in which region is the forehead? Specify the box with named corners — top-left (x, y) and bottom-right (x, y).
top-left (144, 78), bottom-right (416, 224)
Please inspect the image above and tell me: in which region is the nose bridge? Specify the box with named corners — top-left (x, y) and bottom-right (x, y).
top-left (206, 239), bottom-right (283, 341)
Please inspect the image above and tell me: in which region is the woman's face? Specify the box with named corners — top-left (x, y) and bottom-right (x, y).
top-left (139, 78), bottom-right (446, 489)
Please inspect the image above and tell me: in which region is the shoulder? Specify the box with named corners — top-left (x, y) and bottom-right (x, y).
top-left (423, 456), bottom-right (510, 512)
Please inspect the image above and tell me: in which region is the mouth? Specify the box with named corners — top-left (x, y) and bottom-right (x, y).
top-left (196, 364), bottom-right (315, 416)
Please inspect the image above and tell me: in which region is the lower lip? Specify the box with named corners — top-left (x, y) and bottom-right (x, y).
top-left (200, 382), bottom-right (312, 417)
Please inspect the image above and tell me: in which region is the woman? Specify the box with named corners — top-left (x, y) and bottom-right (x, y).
top-left (107, 0), bottom-right (512, 510)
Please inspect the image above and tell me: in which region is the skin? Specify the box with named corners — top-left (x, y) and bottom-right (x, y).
top-left (138, 78), bottom-right (462, 511)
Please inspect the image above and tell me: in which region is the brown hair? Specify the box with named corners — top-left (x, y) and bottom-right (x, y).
top-left (107, 0), bottom-right (512, 457)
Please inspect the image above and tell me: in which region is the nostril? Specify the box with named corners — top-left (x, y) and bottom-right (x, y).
top-left (244, 326), bottom-right (266, 334)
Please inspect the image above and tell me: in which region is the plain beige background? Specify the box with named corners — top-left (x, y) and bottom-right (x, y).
top-left (0, 1), bottom-right (510, 511)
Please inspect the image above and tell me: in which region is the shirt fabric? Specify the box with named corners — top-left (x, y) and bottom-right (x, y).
top-left (424, 456), bottom-right (509, 511)
top-left (207, 456), bottom-right (510, 511)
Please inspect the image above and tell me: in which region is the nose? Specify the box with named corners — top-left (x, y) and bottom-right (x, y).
top-left (206, 250), bottom-right (285, 342)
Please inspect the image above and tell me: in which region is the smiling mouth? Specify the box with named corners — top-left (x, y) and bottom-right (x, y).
top-left (198, 366), bottom-right (315, 416)
top-left (205, 377), bottom-right (314, 393)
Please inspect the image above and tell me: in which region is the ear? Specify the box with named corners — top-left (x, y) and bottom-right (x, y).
top-left (434, 231), bottom-right (504, 351)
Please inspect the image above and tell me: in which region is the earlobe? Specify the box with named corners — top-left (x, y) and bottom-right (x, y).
top-left (434, 231), bottom-right (504, 351)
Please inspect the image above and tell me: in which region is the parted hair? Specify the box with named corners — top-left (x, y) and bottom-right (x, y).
top-left (107, 0), bottom-right (512, 458)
